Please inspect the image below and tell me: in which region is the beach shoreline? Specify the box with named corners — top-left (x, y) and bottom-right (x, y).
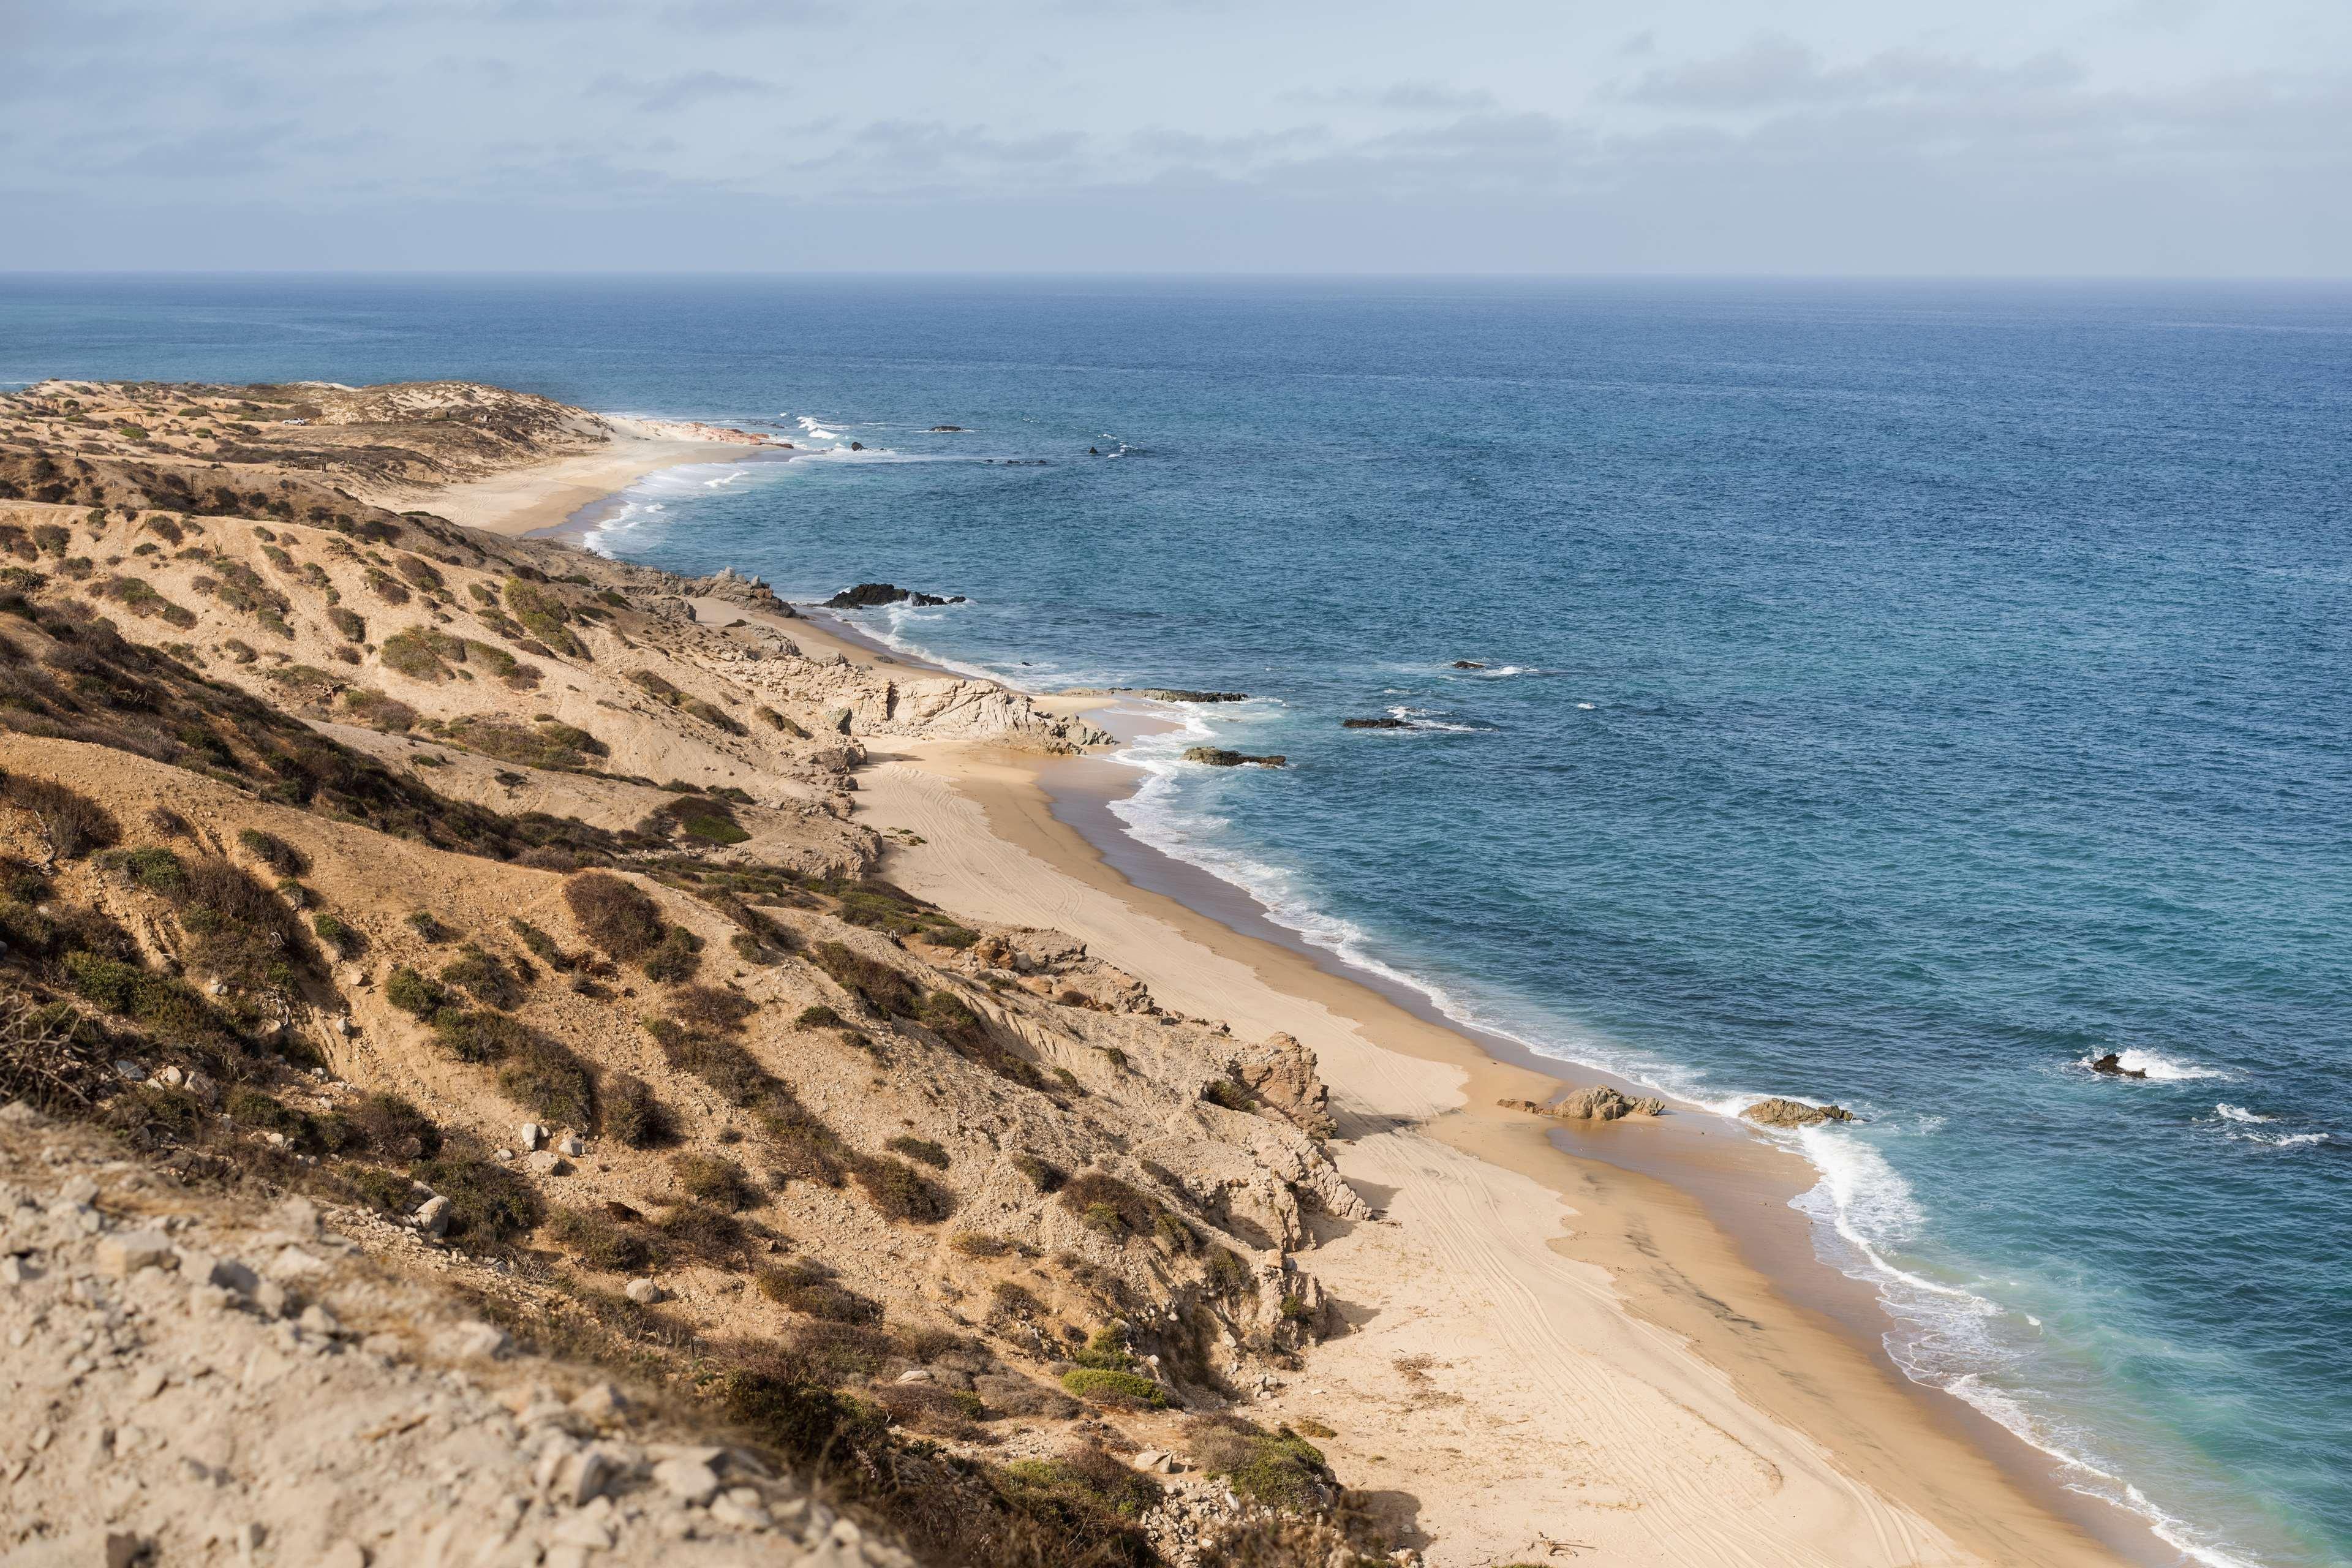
top-left (409, 421), bottom-right (793, 539)
top-left (670, 595), bottom-right (2160, 1568)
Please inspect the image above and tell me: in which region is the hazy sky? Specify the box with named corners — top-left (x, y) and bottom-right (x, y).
top-left (6, 0), bottom-right (2348, 274)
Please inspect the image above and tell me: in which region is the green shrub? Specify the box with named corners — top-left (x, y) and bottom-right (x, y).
top-left (385, 965), bottom-right (451, 1017)
top-left (1059, 1368), bottom-right (1166, 1409)
top-left (1071, 1325), bottom-right (1134, 1371)
top-left (1000, 1444), bottom-right (1163, 1522)
top-left (809, 941), bottom-right (918, 1017)
top-left (647, 1017), bottom-right (771, 1106)
top-left (405, 910), bottom-right (451, 943)
top-left (430, 1006), bottom-right (530, 1063)
top-left (312, 911), bottom-right (364, 958)
top-left (1186, 1420), bottom-right (1331, 1510)
top-left (641, 924), bottom-right (703, 983)
top-left (440, 943), bottom-right (524, 1009)
top-left (412, 1156), bottom-right (543, 1246)
top-left (1058, 1171), bottom-right (1156, 1236)
top-left (341, 688), bottom-right (417, 733)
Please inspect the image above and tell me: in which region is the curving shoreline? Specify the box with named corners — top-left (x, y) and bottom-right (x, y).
top-left (688, 599), bottom-right (2162, 1568)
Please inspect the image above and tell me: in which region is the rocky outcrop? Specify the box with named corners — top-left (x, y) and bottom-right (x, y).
top-left (1499, 1085), bottom-right (1665, 1122)
top-left (1230, 1033), bottom-right (1335, 1138)
top-left (1183, 748), bottom-right (1286, 768)
top-left (822, 583), bottom-right (967, 609)
top-left (1340, 716), bottom-right (1408, 729)
top-left (2088, 1053), bottom-right (2147, 1079)
top-left (1145, 690), bottom-right (1248, 704)
top-left (1741, 1097), bottom-right (1856, 1128)
top-left (1450, 660), bottom-right (1487, 670)
top-left (689, 565), bottom-right (794, 617)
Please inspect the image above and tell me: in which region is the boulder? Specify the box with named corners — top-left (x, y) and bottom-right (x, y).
top-left (1341, 716), bottom-right (1409, 729)
top-left (1740, 1097), bottom-right (1856, 1129)
top-left (2088, 1052), bottom-right (2147, 1079)
top-left (1498, 1086), bottom-right (1664, 1123)
top-left (1231, 1032), bottom-right (1336, 1138)
top-left (1450, 660), bottom-right (1488, 670)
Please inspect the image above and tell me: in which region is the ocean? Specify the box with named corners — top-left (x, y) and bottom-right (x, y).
top-left (4, 273), bottom-right (2348, 1567)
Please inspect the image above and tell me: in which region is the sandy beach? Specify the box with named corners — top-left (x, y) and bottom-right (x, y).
top-left (695, 600), bottom-right (2156, 1568)
top-left (415, 419), bottom-right (786, 538)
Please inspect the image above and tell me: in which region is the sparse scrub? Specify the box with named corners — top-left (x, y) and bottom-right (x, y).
top-left (236, 827), bottom-right (308, 876)
top-left (546, 1205), bottom-right (657, 1273)
top-left (640, 924), bottom-right (704, 983)
top-left (440, 943), bottom-right (524, 1009)
top-left (312, 911), bottom-right (364, 958)
top-left (412, 1155), bottom-right (543, 1246)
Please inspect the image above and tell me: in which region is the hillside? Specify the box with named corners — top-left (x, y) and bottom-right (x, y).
top-left (0, 380), bottom-right (1393, 1568)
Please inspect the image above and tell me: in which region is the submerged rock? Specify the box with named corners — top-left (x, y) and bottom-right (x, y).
top-left (1451, 660), bottom-right (1488, 670)
top-left (2088, 1052), bottom-right (2147, 1079)
top-left (1741, 1097), bottom-right (1856, 1128)
top-left (1183, 747), bottom-right (1286, 768)
top-left (1144, 688), bottom-right (1249, 703)
top-left (928, 424), bottom-right (968, 432)
top-left (1341, 715), bottom-right (1410, 729)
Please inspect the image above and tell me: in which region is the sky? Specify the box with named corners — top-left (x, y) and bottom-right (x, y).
top-left (4, 0), bottom-right (2349, 275)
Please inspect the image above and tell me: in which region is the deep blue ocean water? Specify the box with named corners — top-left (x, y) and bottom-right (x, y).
top-left (4, 274), bottom-right (2348, 1567)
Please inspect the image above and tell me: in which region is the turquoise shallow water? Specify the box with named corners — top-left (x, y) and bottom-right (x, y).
top-left (5, 275), bottom-right (2349, 1566)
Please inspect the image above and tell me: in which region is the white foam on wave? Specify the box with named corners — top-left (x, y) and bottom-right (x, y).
top-left (822, 601), bottom-right (1022, 688)
top-left (2214, 1103), bottom-right (2271, 1123)
top-left (2079, 1048), bottom-right (2228, 1082)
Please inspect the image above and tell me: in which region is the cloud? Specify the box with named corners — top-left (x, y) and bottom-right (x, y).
top-left (589, 69), bottom-right (774, 113)
top-left (1623, 34), bottom-right (2085, 111)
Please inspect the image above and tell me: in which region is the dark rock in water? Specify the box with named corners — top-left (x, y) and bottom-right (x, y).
top-left (2089, 1052), bottom-right (2147, 1079)
top-left (1184, 747), bottom-right (1286, 768)
top-left (929, 424), bottom-right (967, 432)
top-left (849, 440), bottom-right (865, 451)
top-left (826, 583), bottom-right (911, 609)
top-left (1341, 715), bottom-right (1411, 729)
top-left (1452, 660), bottom-right (1488, 670)
top-left (1088, 447), bottom-right (1101, 456)
top-left (1145, 688), bottom-right (1249, 703)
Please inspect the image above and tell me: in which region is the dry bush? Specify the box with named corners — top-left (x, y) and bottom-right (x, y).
top-left (668, 983), bottom-right (754, 1033)
top-left (563, 870), bottom-right (664, 959)
top-left (851, 1155), bottom-right (953, 1224)
top-left (0, 991), bottom-right (100, 1109)
top-left (755, 1260), bottom-right (883, 1324)
top-left (1, 774), bottom-right (119, 861)
top-left (496, 1033), bottom-right (596, 1129)
top-left (603, 1072), bottom-right (677, 1148)
top-left (672, 1150), bottom-right (758, 1210)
